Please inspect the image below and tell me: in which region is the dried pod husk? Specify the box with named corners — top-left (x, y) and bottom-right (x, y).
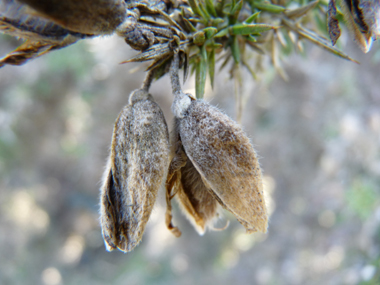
top-left (100, 89), bottom-right (170, 252)
top-left (0, 0), bottom-right (85, 66)
top-left (171, 92), bottom-right (268, 233)
top-left (15, 0), bottom-right (126, 35)
top-left (340, 0), bottom-right (380, 52)
top-left (0, 0), bottom-right (128, 67)
top-left (177, 158), bottom-right (220, 234)
top-left (166, 123), bottom-right (220, 235)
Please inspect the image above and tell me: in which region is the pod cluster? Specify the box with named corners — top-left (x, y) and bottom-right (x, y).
top-left (100, 56), bottom-right (268, 253)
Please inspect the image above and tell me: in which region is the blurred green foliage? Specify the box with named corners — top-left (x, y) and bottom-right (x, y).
top-left (346, 178), bottom-right (379, 220)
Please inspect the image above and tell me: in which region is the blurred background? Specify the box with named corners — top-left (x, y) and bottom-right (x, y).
top-left (0, 28), bottom-right (379, 285)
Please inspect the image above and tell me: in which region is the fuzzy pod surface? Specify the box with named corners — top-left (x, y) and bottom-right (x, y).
top-left (16, 0), bottom-right (126, 35)
top-left (340, 0), bottom-right (380, 52)
top-left (172, 93), bottom-right (268, 233)
top-left (100, 89), bottom-right (170, 252)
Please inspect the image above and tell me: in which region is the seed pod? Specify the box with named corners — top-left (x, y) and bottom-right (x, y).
top-left (166, 123), bottom-right (220, 236)
top-left (170, 91), bottom-right (268, 233)
top-left (15, 0), bottom-right (126, 35)
top-left (339, 0), bottom-right (380, 53)
top-left (100, 89), bottom-right (169, 252)
top-left (0, 0), bottom-right (86, 67)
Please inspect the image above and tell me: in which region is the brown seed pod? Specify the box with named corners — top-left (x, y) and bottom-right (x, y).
top-left (170, 92), bottom-right (268, 233)
top-left (165, 122), bottom-right (220, 236)
top-left (339, 0), bottom-right (380, 53)
top-left (167, 53), bottom-right (268, 234)
top-left (15, 0), bottom-right (126, 35)
top-left (100, 89), bottom-right (170, 252)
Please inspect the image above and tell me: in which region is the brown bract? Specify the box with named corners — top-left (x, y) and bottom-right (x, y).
top-left (100, 89), bottom-right (170, 252)
top-left (328, 0), bottom-right (341, 46)
top-left (166, 122), bottom-right (220, 235)
top-left (168, 92), bottom-right (268, 234)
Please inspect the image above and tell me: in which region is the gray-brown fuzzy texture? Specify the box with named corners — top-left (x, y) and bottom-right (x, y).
top-left (16, 0), bottom-right (126, 35)
top-left (0, 0), bottom-right (87, 66)
top-left (339, 0), bottom-right (380, 53)
top-left (100, 89), bottom-right (169, 252)
top-left (0, 0), bottom-right (127, 66)
top-left (174, 97), bottom-right (268, 233)
top-left (166, 124), bottom-right (219, 235)
top-left (178, 158), bottom-right (220, 234)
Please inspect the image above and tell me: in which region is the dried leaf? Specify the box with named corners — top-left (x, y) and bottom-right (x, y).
top-left (296, 39), bottom-right (304, 53)
top-left (275, 29), bottom-right (287, 47)
top-left (0, 4), bottom-right (84, 67)
top-left (242, 58), bottom-right (257, 80)
top-left (123, 40), bottom-right (190, 64)
top-left (219, 51), bottom-right (232, 70)
top-left (327, 0), bottom-right (341, 45)
top-left (246, 41), bottom-right (266, 54)
top-left (122, 43), bottom-right (170, 63)
top-left (270, 33), bottom-right (288, 80)
top-left (0, 36), bottom-right (78, 67)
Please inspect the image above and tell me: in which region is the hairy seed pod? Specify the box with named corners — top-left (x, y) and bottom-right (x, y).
top-left (100, 89), bottom-right (169, 252)
top-left (170, 92), bottom-right (268, 233)
top-left (15, 0), bottom-right (126, 35)
top-left (339, 0), bottom-right (380, 52)
top-left (166, 123), bottom-right (220, 235)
